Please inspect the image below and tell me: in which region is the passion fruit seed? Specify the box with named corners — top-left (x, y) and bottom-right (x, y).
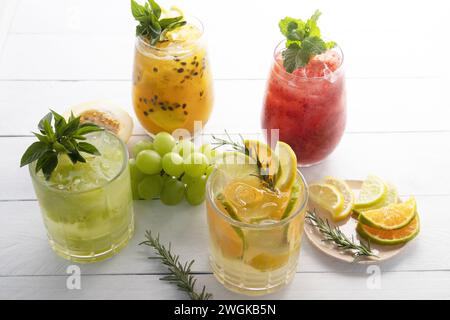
top-left (140, 97), bottom-right (189, 117)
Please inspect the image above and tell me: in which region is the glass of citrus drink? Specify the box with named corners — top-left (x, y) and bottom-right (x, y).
top-left (206, 143), bottom-right (308, 295)
top-left (30, 131), bottom-right (134, 263)
top-left (132, 16), bottom-right (214, 135)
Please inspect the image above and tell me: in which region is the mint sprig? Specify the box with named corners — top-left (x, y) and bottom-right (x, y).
top-left (20, 110), bottom-right (103, 180)
top-left (279, 10), bottom-right (336, 73)
top-left (131, 0), bottom-right (187, 46)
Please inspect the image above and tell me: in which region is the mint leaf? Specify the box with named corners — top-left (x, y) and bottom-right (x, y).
top-left (305, 10), bottom-right (321, 37)
top-left (279, 17), bottom-right (304, 37)
top-left (282, 36), bottom-right (327, 73)
top-left (279, 10), bottom-right (335, 73)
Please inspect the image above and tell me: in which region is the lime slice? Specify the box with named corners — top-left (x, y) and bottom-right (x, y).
top-left (357, 214), bottom-right (420, 245)
top-left (324, 177), bottom-right (354, 221)
top-left (281, 181), bottom-right (301, 220)
top-left (354, 175), bottom-right (387, 209)
top-left (214, 151), bottom-right (258, 180)
top-left (359, 197), bottom-right (416, 230)
top-left (355, 182), bottom-right (398, 215)
top-left (309, 183), bottom-right (344, 215)
top-left (274, 142), bottom-right (297, 192)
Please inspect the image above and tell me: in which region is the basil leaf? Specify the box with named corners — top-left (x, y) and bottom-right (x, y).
top-left (20, 141), bottom-right (49, 167)
top-left (38, 112), bottom-right (52, 134)
top-left (148, 0), bottom-right (161, 19)
top-left (78, 142), bottom-right (101, 156)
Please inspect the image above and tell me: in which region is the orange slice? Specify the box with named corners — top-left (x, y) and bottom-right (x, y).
top-left (359, 197), bottom-right (416, 230)
top-left (357, 214), bottom-right (420, 245)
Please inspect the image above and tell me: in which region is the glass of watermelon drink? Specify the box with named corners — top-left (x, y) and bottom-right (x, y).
top-left (262, 40), bottom-right (346, 167)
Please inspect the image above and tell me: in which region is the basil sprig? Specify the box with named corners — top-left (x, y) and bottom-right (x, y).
top-left (131, 0), bottom-right (187, 45)
top-left (20, 110), bottom-right (103, 180)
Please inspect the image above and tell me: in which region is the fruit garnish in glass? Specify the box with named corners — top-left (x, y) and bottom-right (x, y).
top-left (20, 110), bottom-right (134, 263)
top-left (206, 136), bottom-right (308, 295)
top-left (131, 0), bottom-right (213, 136)
top-left (262, 10), bottom-right (346, 167)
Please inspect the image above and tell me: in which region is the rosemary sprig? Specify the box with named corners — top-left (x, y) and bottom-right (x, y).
top-left (306, 210), bottom-right (379, 261)
top-left (211, 131), bottom-right (277, 191)
top-left (139, 230), bottom-right (212, 300)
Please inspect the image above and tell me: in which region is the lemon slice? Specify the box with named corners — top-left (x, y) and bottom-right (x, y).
top-left (274, 142), bottom-right (297, 192)
top-left (324, 177), bottom-right (354, 221)
top-left (354, 175), bottom-right (387, 209)
top-left (309, 183), bottom-right (344, 215)
top-left (243, 139), bottom-right (279, 177)
top-left (359, 197), bottom-right (416, 230)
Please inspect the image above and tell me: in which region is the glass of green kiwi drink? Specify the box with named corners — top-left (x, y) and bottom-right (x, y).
top-left (24, 112), bottom-right (134, 263)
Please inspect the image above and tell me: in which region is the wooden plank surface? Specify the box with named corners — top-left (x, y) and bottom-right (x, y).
top-left (0, 194), bottom-right (449, 278)
top-left (2, 271), bottom-right (450, 300)
top-left (1, 0), bottom-right (450, 300)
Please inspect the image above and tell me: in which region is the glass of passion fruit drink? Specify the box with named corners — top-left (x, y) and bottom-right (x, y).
top-left (131, 1), bottom-right (213, 135)
top-left (206, 140), bottom-right (308, 295)
top-left (23, 112), bottom-right (134, 263)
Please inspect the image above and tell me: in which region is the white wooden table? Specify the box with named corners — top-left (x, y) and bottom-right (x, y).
top-left (1, 0), bottom-right (450, 300)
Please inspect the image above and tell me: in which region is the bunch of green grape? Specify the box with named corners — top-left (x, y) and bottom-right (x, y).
top-left (129, 132), bottom-right (216, 206)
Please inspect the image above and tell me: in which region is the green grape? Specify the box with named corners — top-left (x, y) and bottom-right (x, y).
top-left (132, 140), bottom-right (154, 157)
top-left (199, 143), bottom-right (216, 162)
top-left (172, 140), bottom-right (195, 157)
top-left (138, 175), bottom-right (163, 200)
top-left (160, 177), bottom-right (185, 205)
top-left (183, 152), bottom-right (209, 178)
top-left (129, 159), bottom-right (146, 200)
top-left (181, 173), bottom-right (194, 186)
top-left (153, 132), bottom-right (176, 156)
top-left (185, 175), bottom-right (207, 205)
top-left (136, 150), bottom-right (162, 175)
top-left (162, 152), bottom-right (184, 177)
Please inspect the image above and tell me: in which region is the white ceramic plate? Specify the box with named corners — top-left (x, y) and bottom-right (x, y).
top-left (304, 180), bottom-right (408, 264)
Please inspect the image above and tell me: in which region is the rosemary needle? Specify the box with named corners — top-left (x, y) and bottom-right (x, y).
top-left (140, 230), bottom-right (213, 300)
top-left (306, 210), bottom-right (379, 261)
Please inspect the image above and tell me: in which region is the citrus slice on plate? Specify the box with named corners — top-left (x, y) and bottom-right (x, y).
top-left (324, 177), bottom-right (354, 221)
top-left (354, 175), bottom-right (387, 209)
top-left (274, 141), bottom-right (297, 192)
top-left (357, 214), bottom-right (420, 245)
top-left (359, 197), bottom-right (416, 230)
top-left (356, 182), bottom-right (398, 214)
top-left (309, 183), bottom-right (344, 216)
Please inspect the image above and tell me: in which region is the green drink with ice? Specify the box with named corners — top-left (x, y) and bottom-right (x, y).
top-left (28, 128), bottom-right (134, 263)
